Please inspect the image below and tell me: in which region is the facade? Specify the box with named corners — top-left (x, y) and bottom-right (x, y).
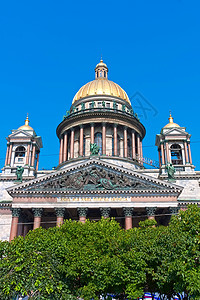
top-left (0, 60), bottom-right (200, 241)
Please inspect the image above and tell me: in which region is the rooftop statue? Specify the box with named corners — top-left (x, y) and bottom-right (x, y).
top-left (16, 166), bottom-right (24, 182)
top-left (166, 163), bottom-right (176, 181)
top-left (90, 143), bottom-right (100, 155)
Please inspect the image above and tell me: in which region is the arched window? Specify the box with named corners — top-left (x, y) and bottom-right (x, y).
top-left (170, 144), bottom-right (183, 165)
top-left (15, 146), bottom-right (26, 163)
top-left (112, 134), bottom-right (120, 156)
top-left (94, 132), bottom-right (102, 155)
top-left (15, 146), bottom-right (25, 157)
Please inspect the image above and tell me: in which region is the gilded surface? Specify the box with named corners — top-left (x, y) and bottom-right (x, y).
top-left (72, 78), bottom-right (130, 104)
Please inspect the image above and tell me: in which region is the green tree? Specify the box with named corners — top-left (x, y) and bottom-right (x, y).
top-left (1, 206), bottom-right (200, 299)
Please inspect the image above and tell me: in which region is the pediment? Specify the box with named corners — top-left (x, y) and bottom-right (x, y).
top-left (7, 159), bottom-right (182, 196)
top-left (10, 130), bottom-right (33, 138)
top-left (163, 128), bottom-right (187, 136)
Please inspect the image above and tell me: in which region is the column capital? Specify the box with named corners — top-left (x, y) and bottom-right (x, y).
top-left (55, 207), bottom-right (65, 217)
top-left (90, 123), bottom-right (94, 127)
top-left (77, 207), bottom-right (88, 217)
top-left (32, 208), bottom-right (43, 217)
top-left (11, 208), bottom-right (21, 217)
top-left (113, 123), bottom-right (118, 128)
top-left (124, 126), bottom-right (128, 130)
top-left (102, 122), bottom-right (106, 126)
top-left (100, 207), bottom-right (111, 218)
top-left (169, 207), bottom-right (180, 215)
top-left (80, 124), bottom-right (84, 129)
top-left (70, 127), bottom-right (74, 132)
top-left (123, 207), bottom-right (133, 217)
top-left (146, 207), bottom-right (157, 216)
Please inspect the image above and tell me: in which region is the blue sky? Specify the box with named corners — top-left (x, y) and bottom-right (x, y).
top-left (0, 0), bottom-right (200, 170)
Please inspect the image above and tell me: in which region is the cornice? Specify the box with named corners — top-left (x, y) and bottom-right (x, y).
top-left (56, 109), bottom-right (146, 139)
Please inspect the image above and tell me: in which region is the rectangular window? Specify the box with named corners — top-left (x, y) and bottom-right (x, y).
top-left (106, 103), bottom-right (110, 108)
top-left (98, 102), bottom-right (102, 107)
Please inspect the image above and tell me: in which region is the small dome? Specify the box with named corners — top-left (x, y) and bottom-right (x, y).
top-left (72, 59), bottom-right (130, 104)
top-left (163, 113), bottom-right (180, 129)
top-left (18, 115), bottom-right (34, 131)
top-left (95, 59), bottom-right (108, 69)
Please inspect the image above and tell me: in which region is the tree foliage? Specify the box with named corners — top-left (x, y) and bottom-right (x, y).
top-left (0, 205), bottom-right (200, 299)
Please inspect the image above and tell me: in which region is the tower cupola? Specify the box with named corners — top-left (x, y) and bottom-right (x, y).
top-left (156, 113), bottom-right (194, 175)
top-left (2, 115), bottom-right (43, 179)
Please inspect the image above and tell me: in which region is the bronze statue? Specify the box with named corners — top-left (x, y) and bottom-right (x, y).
top-left (166, 163), bottom-right (175, 181)
top-left (90, 143), bottom-right (100, 155)
top-left (16, 166), bottom-right (24, 182)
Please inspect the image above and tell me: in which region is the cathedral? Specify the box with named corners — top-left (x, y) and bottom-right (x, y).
top-left (0, 59), bottom-right (199, 242)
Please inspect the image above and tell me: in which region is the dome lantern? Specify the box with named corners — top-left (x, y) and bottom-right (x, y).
top-left (95, 58), bottom-right (108, 79)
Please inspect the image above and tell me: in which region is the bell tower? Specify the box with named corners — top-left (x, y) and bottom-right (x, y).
top-left (2, 115), bottom-right (43, 179)
top-left (155, 113), bottom-right (194, 174)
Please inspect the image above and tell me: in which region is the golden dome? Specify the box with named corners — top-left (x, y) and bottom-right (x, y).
top-left (95, 59), bottom-right (108, 69)
top-left (73, 79), bottom-right (130, 104)
top-left (72, 59), bottom-right (130, 104)
top-left (163, 113), bottom-right (180, 129)
top-left (18, 114), bottom-right (34, 131)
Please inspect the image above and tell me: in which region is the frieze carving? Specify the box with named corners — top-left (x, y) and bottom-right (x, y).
top-left (11, 208), bottom-right (21, 217)
top-left (32, 208), bottom-right (43, 217)
top-left (42, 167), bottom-right (155, 191)
top-left (55, 207), bottom-right (65, 217)
top-left (169, 207), bottom-right (179, 215)
top-left (146, 207), bottom-right (157, 216)
top-left (100, 207), bottom-right (111, 218)
top-left (77, 207), bottom-right (88, 217)
top-left (123, 207), bottom-right (134, 217)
